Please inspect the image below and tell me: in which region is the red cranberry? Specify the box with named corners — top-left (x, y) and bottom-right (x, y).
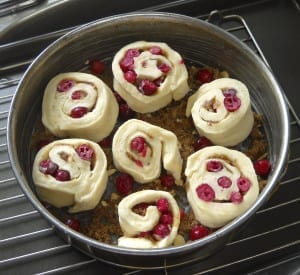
top-left (139, 79), bottom-right (158, 96)
top-left (196, 184), bottom-right (215, 202)
top-left (160, 212), bottom-right (173, 225)
top-left (223, 88), bottom-right (237, 97)
top-left (116, 173), bottom-right (134, 195)
top-left (119, 49), bottom-right (140, 72)
top-left (113, 92), bottom-right (125, 104)
top-left (119, 103), bottom-right (135, 120)
top-left (71, 90), bottom-right (83, 100)
top-left (130, 136), bottom-right (147, 154)
top-left (153, 223), bottom-right (171, 240)
top-left (230, 191), bottom-right (243, 204)
top-left (66, 218), bottom-right (81, 232)
top-left (189, 225), bottom-right (209, 241)
top-left (160, 174), bottom-right (175, 188)
top-left (149, 46), bottom-right (163, 55)
top-left (57, 79), bottom-right (75, 92)
top-left (125, 48), bottom-right (140, 58)
top-left (224, 95), bottom-right (241, 112)
top-left (206, 160), bottom-right (223, 172)
top-left (90, 59), bottom-right (105, 74)
top-left (156, 198), bottom-right (169, 213)
top-left (98, 136), bottom-right (112, 148)
top-left (76, 144), bottom-right (94, 161)
top-left (254, 159), bottom-right (271, 177)
top-left (120, 56), bottom-right (134, 72)
top-left (197, 69), bottom-right (213, 83)
top-left (124, 70), bottom-right (137, 83)
top-left (217, 176), bottom-right (232, 188)
top-left (70, 106), bottom-right (88, 118)
top-left (55, 169), bottom-right (71, 181)
top-left (237, 177), bottom-right (251, 192)
top-left (193, 136), bottom-right (212, 151)
top-left (158, 63), bottom-right (171, 73)
top-left (39, 159), bottom-right (58, 175)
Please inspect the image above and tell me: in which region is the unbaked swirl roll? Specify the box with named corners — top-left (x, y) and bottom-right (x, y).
top-left (186, 78), bottom-right (254, 146)
top-left (112, 41), bottom-right (190, 113)
top-left (112, 119), bottom-right (183, 185)
top-left (32, 139), bottom-right (108, 213)
top-left (42, 72), bottom-right (119, 142)
top-left (118, 190), bottom-right (180, 249)
top-left (185, 146), bottom-right (259, 228)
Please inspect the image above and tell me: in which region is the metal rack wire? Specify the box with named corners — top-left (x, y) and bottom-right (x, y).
top-left (0, 0), bottom-right (45, 17)
top-left (0, 10), bottom-right (299, 275)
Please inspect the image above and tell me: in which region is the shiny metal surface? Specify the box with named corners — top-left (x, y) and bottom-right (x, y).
top-left (0, 0), bottom-right (175, 42)
top-left (0, 0), bottom-right (45, 17)
top-left (6, 12), bottom-right (290, 269)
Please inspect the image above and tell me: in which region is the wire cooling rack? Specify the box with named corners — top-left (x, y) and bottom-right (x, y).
top-left (0, 10), bottom-right (299, 274)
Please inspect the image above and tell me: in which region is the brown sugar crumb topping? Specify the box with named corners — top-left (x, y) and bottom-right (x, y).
top-left (82, 199), bottom-right (122, 245)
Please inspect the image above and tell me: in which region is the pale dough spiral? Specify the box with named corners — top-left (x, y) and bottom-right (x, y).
top-left (112, 119), bottom-right (183, 185)
top-left (112, 41), bottom-right (190, 113)
top-left (42, 72), bottom-right (118, 142)
top-left (186, 78), bottom-right (254, 146)
top-left (185, 146), bottom-right (259, 228)
top-left (118, 190), bottom-right (180, 249)
top-left (32, 139), bottom-right (108, 213)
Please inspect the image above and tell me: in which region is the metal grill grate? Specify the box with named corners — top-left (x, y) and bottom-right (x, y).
top-left (0, 9), bottom-right (299, 275)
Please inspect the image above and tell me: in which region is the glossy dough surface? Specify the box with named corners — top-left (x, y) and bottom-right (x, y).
top-left (32, 139), bottom-right (108, 213)
top-left (112, 119), bottom-right (183, 185)
top-left (118, 190), bottom-right (180, 248)
top-left (112, 41), bottom-right (190, 113)
top-left (185, 146), bottom-right (259, 228)
top-left (186, 78), bottom-right (254, 146)
top-left (42, 72), bottom-right (119, 142)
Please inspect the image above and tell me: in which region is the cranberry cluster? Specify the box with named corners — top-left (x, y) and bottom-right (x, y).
top-left (137, 198), bottom-right (173, 241)
top-left (119, 46), bottom-right (172, 96)
top-left (57, 79), bottom-right (89, 118)
top-left (196, 160), bottom-right (251, 204)
top-left (38, 144), bottom-right (94, 181)
top-left (39, 159), bottom-right (70, 181)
